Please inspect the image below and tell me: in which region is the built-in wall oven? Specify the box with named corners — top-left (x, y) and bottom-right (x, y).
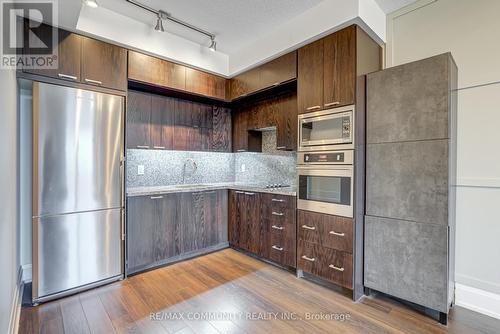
top-left (297, 150), bottom-right (354, 218)
top-left (298, 105), bottom-right (354, 151)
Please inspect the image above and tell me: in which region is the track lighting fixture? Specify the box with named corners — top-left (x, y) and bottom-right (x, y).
top-left (83, 0), bottom-right (99, 8)
top-left (154, 13), bottom-right (165, 33)
top-left (209, 38), bottom-right (217, 52)
top-left (126, 0), bottom-right (218, 51)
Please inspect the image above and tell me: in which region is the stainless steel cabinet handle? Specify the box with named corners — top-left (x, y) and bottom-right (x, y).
top-left (58, 73), bottom-right (77, 81)
top-left (235, 191), bottom-right (245, 194)
top-left (272, 82), bottom-right (280, 86)
top-left (301, 255), bottom-right (315, 262)
top-left (276, 146), bottom-right (287, 150)
top-left (153, 146), bottom-right (165, 149)
top-left (150, 196), bottom-right (163, 200)
top-left (85, 78), bottom-right (103, 85)
top-left (271, 198), bottom-right (285, 203)
top-left (237, 149), bottom-right (246, 152)
top-left (272, 245), bottom-right (284, 251)
top-left (272, 211), bottom-right (284, 216)
top-left (244, 192), bottom-right (255, 196)
top-left (271, 225), bottom-right (284, 230)
top-left (329, 264), bottom-right (345, 272)
top-left (329, 231), bottom-right (345, 237)
top-left (301, 225), bottom-right (316, 230)
top-left (324, 101), bottom-right (340, 107)
top-left (306, 105), bottom-right (321, 111)
top-left (136, 145), bottom-right (150, 149)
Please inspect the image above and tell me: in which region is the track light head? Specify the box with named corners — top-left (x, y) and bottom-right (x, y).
top-left (83, 0), bottom-right (98, 8)
top-left (155, 13), bottom-right (164, 33)
top-left (209, 38), bottom-right (216, 52)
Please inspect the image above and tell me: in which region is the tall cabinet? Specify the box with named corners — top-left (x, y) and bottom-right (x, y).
top-left (364, 53), bottom-right (457, 324)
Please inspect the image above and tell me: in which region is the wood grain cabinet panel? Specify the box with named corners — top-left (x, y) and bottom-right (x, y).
top-left (298, 210), bottom-right (353, 253)
top-left (151, 95), bottom-right (175, 150)
top-left (157, 60), bottom-right (186, 91)
top-left (126, 91), bottom-right (152, 149)
top-left (23, 23), bottom-right (82, 82)
top-left (128, 50), bottom-right (157, 84)
top-left (230, 69), bottom-right (260, 99)
top-left (185, 68), bottom-right (227, 100)
top-left (212, 107), bottom-right (232, 152)
top-left (323, 26), bottom-right (356, 108)
top-left (81, 36), bottom-right (127, 91)
top-left (298, 39), bottom-right (324, 113)
top-left (259, 51), bottom-right (297, 88)
top-left (127, 190), bottom-right (227, 275)
top-left (275, 93), bottom-right (298, 151)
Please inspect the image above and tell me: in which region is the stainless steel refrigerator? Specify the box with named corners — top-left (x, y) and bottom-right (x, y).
top-left (32, 82), bottom-right (124, 303)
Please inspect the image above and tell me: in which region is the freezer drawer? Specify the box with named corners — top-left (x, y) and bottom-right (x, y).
top-left (33, 209), bottom-right (123, 300)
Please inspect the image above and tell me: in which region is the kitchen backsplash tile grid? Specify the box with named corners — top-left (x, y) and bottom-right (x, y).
top-left (127, 131), bottom-right (297, 188)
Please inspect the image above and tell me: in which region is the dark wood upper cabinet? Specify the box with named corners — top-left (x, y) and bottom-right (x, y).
top-left (129, 51), bottom-right (227, 100)
top-left (212, 107), bottom-right (232, 152)
top-left (151, 95), bottom-right (175, 150)
top-left (297, 38), bottom-right (324, 113)
top-left (232, 110), bottom-right (262, 153)
top-left (126, 91), bottom-right (152, 149)
top-left (230, 68), bottom-right (260, 100)
top-left (276, 93), bottom-right (298, 151)
top-left (298, 25), bottom-right (381, 114)
top-left (230, 51), bottom-right (297, 100)
top-left (323, 26), bottom-right (356, 108)
top-left (23, 24), bottom-right (82, 82)
top-left (81, 36), bottom-right (127, 91)
top-left (259, 51), bottom-right (297, 88)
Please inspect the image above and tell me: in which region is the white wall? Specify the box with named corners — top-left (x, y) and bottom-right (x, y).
top-left (386, 0), bottom-right (500, 318)
top-left (0, 68), bottom-right (19, 333)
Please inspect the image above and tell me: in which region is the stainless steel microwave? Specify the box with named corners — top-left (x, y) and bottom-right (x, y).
top-left (298, 105), bottom-right (354, 151)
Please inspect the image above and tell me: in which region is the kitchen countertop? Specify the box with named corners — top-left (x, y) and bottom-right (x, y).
top-left (127, 182), bottom-right (297, 197)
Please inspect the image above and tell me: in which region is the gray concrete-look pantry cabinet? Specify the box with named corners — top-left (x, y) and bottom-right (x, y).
top-left (364, 53), bottom-right (457, 322)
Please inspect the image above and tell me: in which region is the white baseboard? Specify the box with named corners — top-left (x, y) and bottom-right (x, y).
top-left (455, 283), bottom-right (500, 320)
top-left (8, 266), bottom-right (23, 334)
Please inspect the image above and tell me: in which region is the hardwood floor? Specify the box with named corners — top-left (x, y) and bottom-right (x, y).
top-left (19, 249), bottom-right (500, 334)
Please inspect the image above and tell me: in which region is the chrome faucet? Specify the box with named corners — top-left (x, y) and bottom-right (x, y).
top-left (182, 158), bottom-right (198, 184)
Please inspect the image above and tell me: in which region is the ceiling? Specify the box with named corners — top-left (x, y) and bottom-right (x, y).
top-left (96, 0), bottom-right (325, 55)
top-left (373, 0), bottom-right (419, 13)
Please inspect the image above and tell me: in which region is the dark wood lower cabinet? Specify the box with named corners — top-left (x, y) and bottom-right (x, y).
top-left (127, 190), bottom-right (228, 274)
top-left (229, 190), bottom-right (296, 268)
top-left (297, 210), bottom-right (353, 289)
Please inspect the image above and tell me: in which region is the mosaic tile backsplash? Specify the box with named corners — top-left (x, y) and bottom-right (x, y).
top-left (126, 131), bottom-right (297, 188)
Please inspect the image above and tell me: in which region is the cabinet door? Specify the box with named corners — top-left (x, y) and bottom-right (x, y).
top-left (230, 69), bottom-right (260, 99)
top-left (297, 39), bottom-right (324, 113)
top-left (126, 91), bottom-right (152, 149)
top-left (128, 50), bottom-right (157, 84)
top-left (81, 36), bottom-right (127, 91)
top-left (212, 107), bottom-right (232, 152)
top-left (151, 95), bottom-right (175, 150)
top-left (127, 196), bottom-right (155, 273)
top-left (276, 93), bottom-right (298, 151)
top-left (244, 192), bottom-right (261, 254)
top-left (179, 192), bottom-right (196, 253)
top-left (228, 190), bottom-right (241, 247)
top-left (323, 27), bottom-right (356, 108)
top-left (232, 110), bottom-right (248, 152)
top-left (24, 24), bottom-right (81, 82)
top-left (260, 51), bottom-right (297, 88)
top-left (153, 193), bottom-right (180, 262)
top-left (157, 60), bottom-right (186, 91)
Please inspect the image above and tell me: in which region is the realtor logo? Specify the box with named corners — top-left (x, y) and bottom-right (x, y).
top-left (1, 0), bottom-right (58, 69)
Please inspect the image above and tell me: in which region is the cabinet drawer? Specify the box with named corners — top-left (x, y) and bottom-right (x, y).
top-left (298, 210), bottom-right (353, 253)
top-left (297, 240), bottom-right (352, 289)
top-left (269, 233), bottom-right (296, 268)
